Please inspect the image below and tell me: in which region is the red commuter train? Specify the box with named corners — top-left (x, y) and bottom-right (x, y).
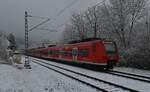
top-left (27, 38), bottom-right (119, 70)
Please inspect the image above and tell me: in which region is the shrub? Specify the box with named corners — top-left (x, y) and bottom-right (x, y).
top-left (118, 43), bottom-right (150, 70)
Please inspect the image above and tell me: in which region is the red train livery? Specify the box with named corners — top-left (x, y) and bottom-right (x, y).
top-left (27, 38), bottom-right (119, 69)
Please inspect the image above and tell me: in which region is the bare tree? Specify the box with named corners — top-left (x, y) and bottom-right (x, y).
top-left (60, 24), bottom-right (77, 43)
top-left (7, 33), bottom-right (17, 51)
top-left (105, 0), bottom-right (147, 48)
top-left (71, 13), bottom-right (87, 40)
top-left (84, 6), bottom-right (99, 38)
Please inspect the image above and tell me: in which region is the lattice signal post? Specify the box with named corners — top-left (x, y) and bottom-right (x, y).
top-left (24, 11), bottom-right (31, 69)
top-left (24, 11), bottom-right (51, 69)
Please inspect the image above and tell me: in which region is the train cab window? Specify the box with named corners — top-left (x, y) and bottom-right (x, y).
top-left (104, 42), bottom-right (116, 54)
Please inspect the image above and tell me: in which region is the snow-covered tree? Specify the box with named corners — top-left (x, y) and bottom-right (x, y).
top-left (7, 33), bottom-right (17, 51)
top-left (0, 32), bottom-right (9, 60)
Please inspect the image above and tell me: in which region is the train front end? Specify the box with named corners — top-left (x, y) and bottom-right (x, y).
top-left (103, 41), bottom-right (119, 69)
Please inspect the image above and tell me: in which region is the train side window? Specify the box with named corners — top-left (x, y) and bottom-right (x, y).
top-left (59, 51), bottom-right (66, 56)
top-left (48, 50), bottom-right (52, 55)
top-left (68, 51), bottom-right (72, 56)
top-left (49, 50), bottom-right (58, 55)
top-left (54, 50), bottom-right (59, 55)
top-left (56, 50), bottom-right (59, 55)
top-left (62, 51), bottom-right (65, 55)
top-left (51, 50), bottom-right (54, 55)
top-left (65, 51), bottom-right (72, 56)
top-left (59, 50), bottom-right (63, 55)
top-left (78, 49), bottom-right (89, 57)
top-left (64, 51), bottom-right (68, 56)
top-left (63, 51), bottom-right (71, 56)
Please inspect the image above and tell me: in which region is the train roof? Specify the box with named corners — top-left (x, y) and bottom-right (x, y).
top-left (68, 38), bottom-right (109, 44)
top-left (48, 45), bottom-right (56, 47)
top-left (28, 38), bottom-right (113, 50)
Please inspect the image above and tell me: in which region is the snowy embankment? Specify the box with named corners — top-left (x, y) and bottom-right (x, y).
top-left (1, 55), bottom-right (150, 92)
top-left (32, 57), bottom-right (150, 92)
top-left (0, 56), bottom-right (98, 92)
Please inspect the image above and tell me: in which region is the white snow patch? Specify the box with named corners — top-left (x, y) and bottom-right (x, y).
top-left (0, 57), bottom-right (99, 92)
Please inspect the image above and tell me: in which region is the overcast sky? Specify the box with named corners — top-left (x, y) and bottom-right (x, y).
top-left (0, 0), bottom-right (103, 43)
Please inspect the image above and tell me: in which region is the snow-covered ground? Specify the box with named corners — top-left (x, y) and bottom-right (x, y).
top-left (1, 56), bottom-right (150, 92)
top-left (0, 57), bottom-right (99, 92)
top-left (32, 57), bottom-right (150, 92)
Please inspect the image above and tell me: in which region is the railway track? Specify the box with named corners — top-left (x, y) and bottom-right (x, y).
top-left (31, 59), bottom-right (138, 92)
top-left (106, 70), bottom-right (150, 83)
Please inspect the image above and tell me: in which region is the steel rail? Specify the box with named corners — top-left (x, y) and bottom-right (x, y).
top-left (32, 58), bottom-right (138, 92)
top-left (105, 70), bottom-right (150, 83)
top-left (110, 70), bottom-right (150, 80)
top-left (32, 60), bottom-right (107, 92)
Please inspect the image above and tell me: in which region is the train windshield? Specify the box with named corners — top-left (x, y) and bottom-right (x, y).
top-left (104, 42), bottom-right (116, 54)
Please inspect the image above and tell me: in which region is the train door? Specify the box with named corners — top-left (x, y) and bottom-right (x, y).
top-left (59, 49), bottom-right (62, 59)
top-left (72, 48), bottom-right (78, 61)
